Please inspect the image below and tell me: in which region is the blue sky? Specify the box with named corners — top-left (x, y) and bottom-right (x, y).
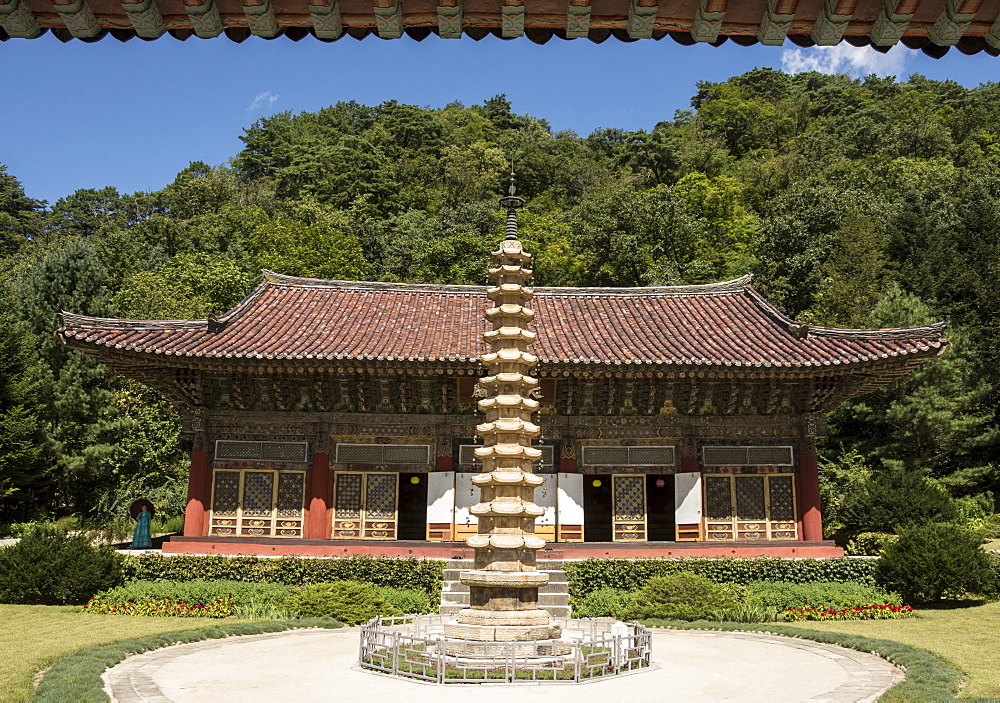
top-left (2, 33), bottom-right (998, 204)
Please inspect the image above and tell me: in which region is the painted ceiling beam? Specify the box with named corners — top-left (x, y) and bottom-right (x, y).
top-left (928, 0), bottom-right (983, 45)
top-left (184, 0), bottom-right (224, 38)
top-left (243, 0), bottom-right (279, 37)
top-left (627, 0), bottom-right (658, 38)
top-left (0, 0), bottom-right (40, 37)
top-left (501, 0), bottom-right (525, 37)
top-left (309, 0), bottom-right (342, 38)
top-left (565, 0), bottom-right (591, 38)
top-left (690, 0), bottom-right (726, 42)
top-left (870, 0), bottom-right (917, 45)
top-left (811, 0), bottom-right (856, 44)
top-left (120, 0), bottom-right (166, 39)
top-left (757, 0), bottom-right (797, 45)
top-left (988, 11), bottom-right (1000, 49)
top-left (437, 0), bottom-right (461, 38)
top-left (51, 0), bottom-right (101, 38)
top-left (374, 0), bottom-right (403, 38)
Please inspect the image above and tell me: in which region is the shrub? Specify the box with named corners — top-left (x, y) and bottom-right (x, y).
top-left (121, 554), bottom-right (446, 604)
top-left (84, 596), bottom-right (236, 618)
top-left (377, 586), bottom-right (432, 614)
top-left (565, 557), bottom-right (876, 598)
top-left (839, 466), bottom-right (958, 536)
top-left (283, 581), bottom-right (401, 624)
top-left (627, 572), bottom-right (742, 621)
top-left (743, 581), bottom-right (903, 611)
top-left (571, 587), bottom-right (637, 619)
top-left (844, 532), bottom-right (898, 556)
top-left (876, 522), bottom-right (996, 602)
top-left (0, 526), bottom-right (122, 605)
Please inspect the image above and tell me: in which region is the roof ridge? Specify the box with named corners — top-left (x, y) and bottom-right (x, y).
top-left (59, 311), bottom-right (207, 330)
top-left (261, 270), bottom-right (755, 296)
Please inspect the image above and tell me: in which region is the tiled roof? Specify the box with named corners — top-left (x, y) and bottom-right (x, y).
top-left (59, 272), bottom-right (947, 369)
top-left (3, 0), bottom-right (999, 58)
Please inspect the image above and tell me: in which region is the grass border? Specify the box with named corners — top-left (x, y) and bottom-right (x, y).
top-left (31, 618), bottom-right (343, 703)
top-left (639, 619), bottom-right (989, 702)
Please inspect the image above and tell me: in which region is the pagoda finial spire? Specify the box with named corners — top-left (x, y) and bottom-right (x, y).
top-left (499, 170), bottom-right (525, 241)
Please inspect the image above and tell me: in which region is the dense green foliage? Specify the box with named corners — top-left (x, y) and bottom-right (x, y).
top-left (627, 572), bottom-right (743, 621)
top-left (283, 581), bottom-right (400, 623)
top-left (876, 522), bottom-right (997, 602)
top-left (565, 557), bottom-right (877, 598)
top-left (741, 581), bottom-right (902, 611)
top-left (89, 579), bottom-right (291, 609)
top-left (0, 527), bottom-right (122, 605)
top-left (121, 554), bottom-right (446, 603)
top-left (33, 619), bottom-right (343, 703)
top-left (2, 72), bottom-right (1000, 526)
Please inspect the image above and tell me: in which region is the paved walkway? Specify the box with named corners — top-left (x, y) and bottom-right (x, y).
top-left (104, 627), bottom-right (903, 703)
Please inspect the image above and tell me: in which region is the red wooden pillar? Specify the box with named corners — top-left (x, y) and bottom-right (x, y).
top-left (183, 448), bottom-right (211, 537)
top-left (796, 453), bottom-right (823, 541)
top-left (306, 451), bottom-right (331, 540)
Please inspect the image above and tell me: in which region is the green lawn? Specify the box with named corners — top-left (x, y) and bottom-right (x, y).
top-left (0, 605), bottom-right (246, 703)
top-left (801, 600), bottom-right (1000, 699)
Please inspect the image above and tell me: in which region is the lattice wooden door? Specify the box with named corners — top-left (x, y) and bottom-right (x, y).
top-left (703, 474), bottom-right (798, 540)
top-left (332, 472), bottom-right (399, 540)
top-left (612, 474), bottom-right (647, 541)
top-left (209, 469), bottom-right (306, 538)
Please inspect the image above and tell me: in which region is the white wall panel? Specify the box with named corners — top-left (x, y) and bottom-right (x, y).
top-left (674, 472), bottom-right (702, 524)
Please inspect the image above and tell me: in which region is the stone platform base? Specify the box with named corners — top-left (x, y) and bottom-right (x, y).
top-left (443, 621), bottom-right (561, 643)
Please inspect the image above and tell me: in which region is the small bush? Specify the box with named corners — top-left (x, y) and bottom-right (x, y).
top-left (628, 572), bottom-right (742, 621)
top-left (377, 586), bottom-right (432, 614)
top-left (84, 596), bottom-right (236, 618)
top-left (876, 522), bottom-right (997, 602)
top-left (283, 581), bottom-right (401, 624)
top-left (839, 466), bottom-right (958, 536)
top-left (571, 587), bottom-right (637, 619)
top-left (844, 532), bottom-right (898, 556)
top-left (0, 526), bottom-right (122, 605)
top-left (743, 581), bottom-right (903, 611)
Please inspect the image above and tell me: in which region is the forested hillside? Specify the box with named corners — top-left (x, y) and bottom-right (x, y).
top-left (2, 68), bottom-right (999, 533)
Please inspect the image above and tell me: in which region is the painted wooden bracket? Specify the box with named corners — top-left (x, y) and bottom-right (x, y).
top-left (309, 0), bottom-right (342, 38)
top-left (243, 0), bottom-right (279, 37)
top-left (757, 0), bottom-right (796, 45)
top-left (501, 0), bottom-right (524, 37)
top-left (870, 0), bottom-right (915, 45)
top-left (121, 0), bottom-right (166, 38)
top-left (52, 0), bottom-right (101, 38)
top-left (437, 0), bottom-right (462, 38)
top-left (928, 0), bottom-right (982, 45)
top-left (185, 0), bottom-right (224, 38)
top-left (690, 0), bottom-right (726, 42)
top-left (988, 12), bottom-right (1000, 49)
top-left (811, 0), bottom-right (853, 44)
top-left (374, 0), bottom-right (403, 38)
top-left (627, 0), bottom-right (658, 38)
top-left (565, 0), bottom-right (591, 38)
top-left (0, 0), bottom-right (40, 37)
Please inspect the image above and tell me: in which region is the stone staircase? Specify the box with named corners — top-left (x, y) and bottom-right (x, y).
top-left (438, 559), bottom-right (571, 618)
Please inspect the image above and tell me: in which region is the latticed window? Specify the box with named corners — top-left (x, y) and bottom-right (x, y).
top-left (702, 446), bottom-right (793, 467)
top-left (335, 443), bottom-right (430, 464)
top-left (580, 446), bottom-right (675, 467)
top-left (215, 441), bottom-right (308, 463)
top-left (703, 474), bottom-right (798, 541)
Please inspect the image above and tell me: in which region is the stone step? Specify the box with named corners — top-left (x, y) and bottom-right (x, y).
top-left (443, 560), bottom-right (566, 570)
top-left (442, 569), bottom-right (567, 583)
top-left (441, 592), bottom-right (569, 606)
top-left (442, 581), bottom-right (568, 595)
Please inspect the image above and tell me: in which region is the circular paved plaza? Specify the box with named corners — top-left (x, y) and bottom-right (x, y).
top-left (104, 627), bottom-right (902, 703)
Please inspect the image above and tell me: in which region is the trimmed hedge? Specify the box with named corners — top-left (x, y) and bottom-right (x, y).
top-left (32, 619), bottom-right (342, 703)
top-left (121, 554), bottom-right (447, 604)
top-left (641, 620), bottom-right (966, 702)
top-left (564, 557), bottom-right (877, 598)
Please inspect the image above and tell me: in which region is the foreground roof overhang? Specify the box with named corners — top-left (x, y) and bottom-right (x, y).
top-left (2, 0), bottom-right (998, 56)
top-left (59, 271), bottom-right (947, 374)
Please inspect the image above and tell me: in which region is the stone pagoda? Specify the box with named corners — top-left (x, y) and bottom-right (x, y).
top-left (443, 176), bottom-right (561, 645)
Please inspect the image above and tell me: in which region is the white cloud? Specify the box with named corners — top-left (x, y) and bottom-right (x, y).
top-left (780, 43), bottom-right (913, 78)
top-left (247, 91), bottom-right (280, 113)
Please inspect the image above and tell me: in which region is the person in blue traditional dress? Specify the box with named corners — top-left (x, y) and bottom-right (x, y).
top-left (130, 499), bottom-right (154, 550)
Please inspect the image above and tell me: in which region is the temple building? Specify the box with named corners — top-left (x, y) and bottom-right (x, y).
top-left (59, 215), bottom-right (947, 558)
